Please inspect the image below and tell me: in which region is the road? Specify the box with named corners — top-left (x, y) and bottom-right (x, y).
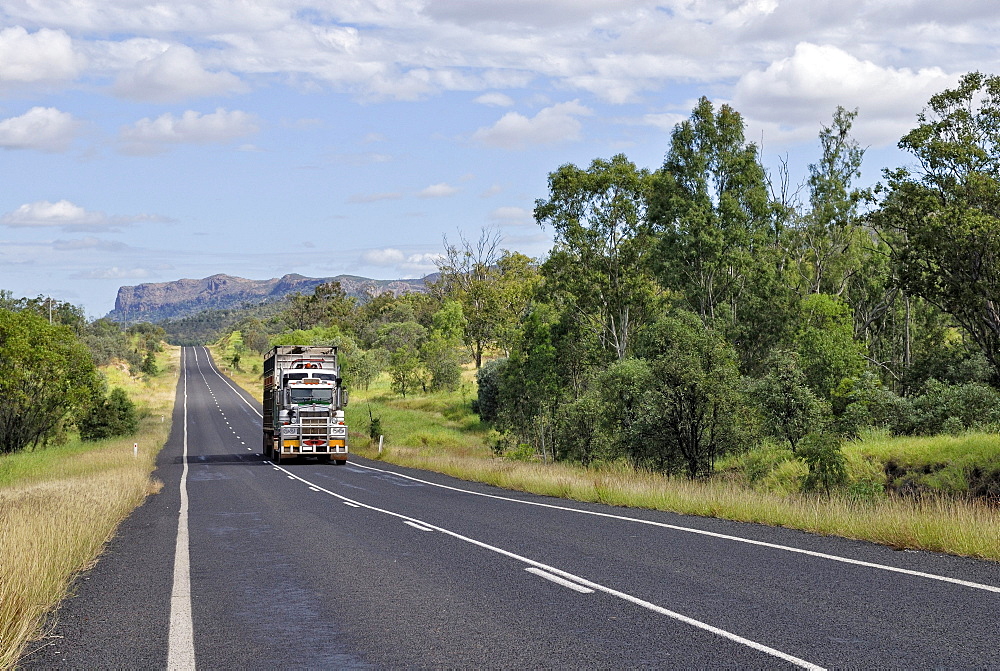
top-left (22, 346), bottom-right (1000, 668)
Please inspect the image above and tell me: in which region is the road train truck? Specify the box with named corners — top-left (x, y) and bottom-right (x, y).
top-left (263, 345), bottom-right (349, 464)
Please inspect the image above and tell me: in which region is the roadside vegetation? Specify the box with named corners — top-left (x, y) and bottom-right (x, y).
top-left (0, 294), bottom-right (178, 669)
top-left (207, 73), bottom-right (1000, 562)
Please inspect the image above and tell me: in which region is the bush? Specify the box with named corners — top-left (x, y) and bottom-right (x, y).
top-left (798, 432), bottom-right (848, 495)
top-left (908, 380), bottom-right (1000, 435)
top-left (79, 388), bottom-right (139, 441)
top-left (474, 358), bottom-right (508, 423)
top-left (553, 392), bottom-right (603, 465)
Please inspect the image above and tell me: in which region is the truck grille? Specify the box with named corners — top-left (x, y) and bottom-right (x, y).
top-left (299, 411), bottom-right (328, 437)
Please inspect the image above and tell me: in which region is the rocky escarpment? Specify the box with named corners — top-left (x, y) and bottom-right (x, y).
top-left (106, 273), bottom-right (429, 322)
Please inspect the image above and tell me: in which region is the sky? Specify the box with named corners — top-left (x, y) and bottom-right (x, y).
top-left (0, 1), bottom-right (996, 318)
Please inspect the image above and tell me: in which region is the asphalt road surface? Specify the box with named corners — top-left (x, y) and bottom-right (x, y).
top-left (22, 347), bottom-right (1000, 668)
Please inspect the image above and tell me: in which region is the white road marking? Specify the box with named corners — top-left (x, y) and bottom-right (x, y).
top-left (404, 520), bottom-right (435, 532)
top-left (270, 463), bottom-right (822, 670)
top-left (525, 567), bottom-right (595, 594)
top-left (348, 462), bottom-right (1000, 594)
top-left (167, 348), bottom-right (196, 669)
top-left (309, 487), bottom-right (319, 492)
top-left (343, 501), bottom-right (362, 508)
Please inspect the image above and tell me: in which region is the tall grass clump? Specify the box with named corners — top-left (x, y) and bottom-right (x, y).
top-left (0, 347), bottom-right (179, 669)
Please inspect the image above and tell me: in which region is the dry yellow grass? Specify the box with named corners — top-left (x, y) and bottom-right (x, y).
top-left (0, 347), bottom-right (179, 669)
top-left (357, 444), bottom-right (1000, 561)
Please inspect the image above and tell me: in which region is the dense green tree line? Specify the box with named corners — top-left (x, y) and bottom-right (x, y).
top-left (475, 73), bottom-right (1000, 480)
top-left (0, 294), bottom-right (158, 454)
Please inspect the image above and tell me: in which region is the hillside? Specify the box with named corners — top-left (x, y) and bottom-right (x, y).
top-left (106, 273), bottom-right (431, 323)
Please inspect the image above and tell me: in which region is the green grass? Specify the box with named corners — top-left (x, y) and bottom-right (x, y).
top-left (346, 366), bottom-right (489, 454)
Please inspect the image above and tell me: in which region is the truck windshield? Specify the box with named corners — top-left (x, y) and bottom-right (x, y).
top-left (289, 387), bottom-right (333, 404)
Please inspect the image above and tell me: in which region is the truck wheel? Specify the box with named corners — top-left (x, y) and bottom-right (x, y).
top-left (262, 437), bottom-right (270, 459)
top-left (335, 459), bottom-right (347, 465)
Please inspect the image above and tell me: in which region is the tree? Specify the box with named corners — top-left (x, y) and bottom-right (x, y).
top-left (873, 72), bottom-right (1000, 384)
top-left (794, 107), bottom-right (868, 296)
top-left (281, 281), bottom-right (356, 331)
top-left (492, 251), bottom-right (541, 356)
top-left (0, 309), bottom-right (99, 453)
top-left (651, 97), bottom-right (773, 325)
top-left (421, 301), bottom-right (466, 391)
top-left (435, 227), bottom-right (503, 368)
top-left (794, 294), bottom-right (865, 399)
top-left (756, 350), bottom-right (827, 452)
top-left (632, 311), bottom-right (745, 478)
top-left (536, 154), bottom-right (658, 361)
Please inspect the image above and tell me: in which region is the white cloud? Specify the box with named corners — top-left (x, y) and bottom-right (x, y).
top-left (734, 42), bottom-right (958, 146)
top-left (0, 27), bottom-right (81, 88)
top-left (362, 248), bottom-right (405, 265)
top-left (418, 182), bottom-right (459, 198)
top-left (361, 247), bottom-right (439, 274)
top-left (119, 108), bottom-right (260, 155)
top-left (474, 92), bottom-right (515, 107)
top-left (1, 200), bottom-right (163, 231)
top-left (0, 107), bottom-right (81, 152)
top-left (472, 101), bottom-right (592, 149)
top-left (113, 44), bottom-right (246, 102)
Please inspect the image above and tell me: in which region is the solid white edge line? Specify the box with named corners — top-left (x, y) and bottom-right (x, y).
top-left (269, 463), bottom-right (822, 670)
top-left (167, 348), bottom-right (196, 669)
top-left (525, 567), bottom-right (595, 594)
top-left (347, 462), bottom-right (1000, 594)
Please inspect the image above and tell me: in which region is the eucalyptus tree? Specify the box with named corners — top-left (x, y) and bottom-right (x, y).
top-left (651, 97), bottom-right (774, 325)
top-left (872, 72), bottom-right (1000, 384)
top-left (536, 153), bottom-right (659, 361)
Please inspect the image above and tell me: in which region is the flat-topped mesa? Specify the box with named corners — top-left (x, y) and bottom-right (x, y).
top-left (106, 273), bottom-right (431, 323)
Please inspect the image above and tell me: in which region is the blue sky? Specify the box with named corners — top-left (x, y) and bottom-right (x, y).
top-left (0, 1), bottom-right (996, 317)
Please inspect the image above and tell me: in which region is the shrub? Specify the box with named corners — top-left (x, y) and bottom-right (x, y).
top-left (79, 388), bottom-right (138, 441)
top-left (908, 380), bottom-right (1000, 434)
top-left (553, 392), bottom-right (603, 465)
top-left (798, 432), bottom-right (848, 496)
top-left (474, 357), bottom-right (508, 423)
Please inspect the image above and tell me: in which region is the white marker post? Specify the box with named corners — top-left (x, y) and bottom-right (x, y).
top-left (378, 435), bottom-right (384, 455)
top-left (133, 442), bottom-right (138, 458)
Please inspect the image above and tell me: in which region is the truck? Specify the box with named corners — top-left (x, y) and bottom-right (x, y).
top-left (262, 345), bottom-right (349, 464)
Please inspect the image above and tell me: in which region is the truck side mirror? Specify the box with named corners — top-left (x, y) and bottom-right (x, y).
top-left (342, 391), bottom-right (349, 407)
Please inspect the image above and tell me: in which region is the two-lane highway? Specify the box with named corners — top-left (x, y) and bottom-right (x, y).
top-left (23, 347), bottom-right (1000, 668)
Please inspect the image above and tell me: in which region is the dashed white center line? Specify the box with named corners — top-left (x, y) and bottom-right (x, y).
top-left (342, 501), bottom-right (362, 508)
top-left (404, 520), bottom-right (435, 532)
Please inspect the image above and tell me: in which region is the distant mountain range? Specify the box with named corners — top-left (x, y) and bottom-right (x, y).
top-left (105, 273), bottom-right (432, 323)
